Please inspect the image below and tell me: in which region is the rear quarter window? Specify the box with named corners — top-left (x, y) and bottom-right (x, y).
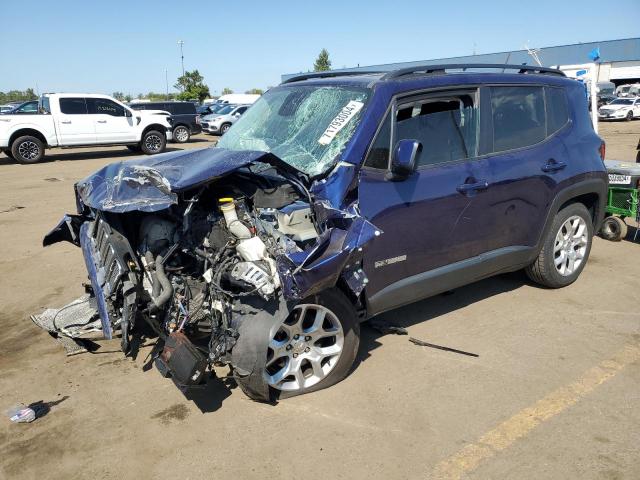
top-left (172, 103), bottom-right (196, 115)
top-left (545, 87), bottom-right (569, 135)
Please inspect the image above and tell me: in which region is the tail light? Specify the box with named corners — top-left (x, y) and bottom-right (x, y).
top-left (599, 141), bottom-right (605, 162)
top-left (196, 115), bottom-right (201, 125)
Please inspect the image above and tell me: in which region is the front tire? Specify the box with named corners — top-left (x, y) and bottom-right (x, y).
top-left (220, 123), bottom-right (231, 135)
top-left (599, 216), bottom-right (627, 241)
top-left (626, 111), bottom-right (634, 121)
top-left (11, 135), bottom-right (45, 164)
top-left (234, 289), bottom-right (360, 402)
top-left (172, 125), bottom-right (190, 143)
top-left (526, 203), bottom-right (594, 288)
top-left (140, 130), bottom-right (166, 155)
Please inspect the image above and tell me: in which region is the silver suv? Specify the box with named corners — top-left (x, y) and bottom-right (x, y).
top-left (201, 104), bottom-right (250, 135)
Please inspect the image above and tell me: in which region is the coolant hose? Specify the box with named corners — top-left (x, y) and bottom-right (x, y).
top-left (146, 251), bottom-right (172, 309)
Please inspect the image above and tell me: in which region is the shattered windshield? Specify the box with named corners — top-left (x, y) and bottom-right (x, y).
top-left (217, 85), bottom-right (370, 176)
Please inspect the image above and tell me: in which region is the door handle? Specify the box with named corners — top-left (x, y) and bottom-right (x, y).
top-left (457, 180), bottom-right (489, 194)
top-left (541, 159), bottom-right (567, 173)
top-left (97, 120), bottom-right (107, 123)
top-left (61, 121), bottom-right (72, 124)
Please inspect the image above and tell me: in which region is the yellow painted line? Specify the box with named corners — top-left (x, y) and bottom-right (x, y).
top-left (433, 343), bottom-right (640, 480)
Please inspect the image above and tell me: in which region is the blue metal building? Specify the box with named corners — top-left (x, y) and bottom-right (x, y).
top-left (283, 38), bottom-right (640, 86)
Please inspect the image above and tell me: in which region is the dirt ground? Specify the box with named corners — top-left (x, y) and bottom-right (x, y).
top-left (0, 123), bottom-right (639, 480)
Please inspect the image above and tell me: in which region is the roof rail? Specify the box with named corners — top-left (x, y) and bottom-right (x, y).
top-left (282, 70), bottom-right (384, 84)
top-left (381, 63), bottom-right (565, 80)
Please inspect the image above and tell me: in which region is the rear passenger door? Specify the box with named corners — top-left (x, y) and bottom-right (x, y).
top-left (87, 98), bottom-right (136, 143)
top-left (475, 85), bottom-right (571, 253)
top-left (56, 97), bottom-right (96, 145)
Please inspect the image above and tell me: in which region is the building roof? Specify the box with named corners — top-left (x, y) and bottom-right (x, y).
top-left (282, 37), bottom-right (640, 82)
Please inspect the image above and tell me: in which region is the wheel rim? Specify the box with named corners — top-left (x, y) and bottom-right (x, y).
top-left (17, 141), bottom-right (39, 160)
top-left (145, 134), bottom-right (162, 152)
top-left (221, 124), bottom-right (230, 133)
top-left (175, 127), bottom-right (188, 142)
top-left (553, 215), bottom-right (588, 276)
top-left (265, 303), bottom-right (344, 392)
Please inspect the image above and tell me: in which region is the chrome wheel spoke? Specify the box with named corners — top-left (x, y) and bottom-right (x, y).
top-left (553, 215), bottom-right (589, 276)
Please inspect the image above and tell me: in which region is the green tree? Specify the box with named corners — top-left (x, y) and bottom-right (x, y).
top-left (174, 70), bottom-right (211, 102)
top-left (245, 88), bottom-right (264, 95)
top-left (112, 91), bottom-right (125, 101)
top-left (313, 48), bottom-right (331, 72)
top-left (221, 87), bottom-right (234, 95)
top-left (124, 94), bottom-right (132, 102)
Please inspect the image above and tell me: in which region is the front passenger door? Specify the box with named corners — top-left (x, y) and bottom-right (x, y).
top-left (87, 98), bottom-right (136, 143)
top-left (359, 89), bottom-right (491, 313)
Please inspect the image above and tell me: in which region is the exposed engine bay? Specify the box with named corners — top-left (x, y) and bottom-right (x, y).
top-left (43, 151), bottom-right (379, 400)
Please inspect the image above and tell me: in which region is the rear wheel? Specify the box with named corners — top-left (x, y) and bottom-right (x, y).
top-left (233, 289), bottom-right (360, 402)
top-left (172, 125), bottom-right (190, 143)
top-left (599, 216), bottom-right (627, 241)
top-left (526, 203), bottom-right (593, 288)
top-left (140, 130), bottom-right (166, 155)
top-left (11, 135), bottom-right (45, 164)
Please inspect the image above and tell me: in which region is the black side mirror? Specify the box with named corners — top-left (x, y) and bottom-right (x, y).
top-left (125, 109), bottom-right (132, 118)
top-left (388, 139), bottom-right (421, 180)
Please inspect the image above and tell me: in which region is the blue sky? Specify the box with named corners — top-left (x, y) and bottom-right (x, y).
top-left (1, 0), bottom-right (638, 96)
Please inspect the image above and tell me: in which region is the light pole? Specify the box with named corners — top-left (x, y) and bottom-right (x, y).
top-left (165, 68), bottom-right (169, 100)
top-left (178, 40), bottom-right (185, 78)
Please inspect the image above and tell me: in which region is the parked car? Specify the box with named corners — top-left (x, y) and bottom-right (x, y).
top-left (0, 105), bottom-right (14, 113)
top-left (44, 64), bottom-right (606, 402)
top-left (214, 93), bottom-right (260, 105)
top-left (598, 97), bottom-right (640, 121)
top-left (196, 103), bottom-right (232, 116)
top-left (1, 100), bottom-right (39, 114)
top-left (130, 101), bottom-right (201, 143)
top-left (615, 83), bottom-right (640, 98)
top-left (0, 93), bottom-right (173, 163)
top-left (201, 104), bottom-right (249, 134)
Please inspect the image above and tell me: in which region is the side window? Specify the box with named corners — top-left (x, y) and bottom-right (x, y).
top-left (491, 86), bottom-right (545, 152)
top-left (88, 98), bottom-right (125, 117)
top-left (236, 107), bottom-right (248, 115)
top-left (364, 111), bottom-right (391, 169)
top-left (395, 92), bottom-right (479, 167)
top-left (545, 87), bottom-right (569, 136)
top-left (59, 98), bottom-right (88, 115)
top-left (173, 103), bottom-right (195, 115)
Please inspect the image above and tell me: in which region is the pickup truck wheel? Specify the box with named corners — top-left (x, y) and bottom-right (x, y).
top-left (140, 130), bottom-right (166, 155)
top-left (172, 125), bottom-right (190, 143)
top-left (233, 289), bottom-right (360, 402)
top-left (220, 123), bottom-right (231, 135)
top-left (11, 136), bottom-right (45, 164)
top-left (525, 203), bottom-right (593, 288)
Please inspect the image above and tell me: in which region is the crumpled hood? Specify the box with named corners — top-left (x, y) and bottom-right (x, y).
top-left (75, 147), bottom-right (277, 213)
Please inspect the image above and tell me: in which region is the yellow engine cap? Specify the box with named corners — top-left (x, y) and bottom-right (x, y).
top-left (218, 197), bottom-right (234, 203)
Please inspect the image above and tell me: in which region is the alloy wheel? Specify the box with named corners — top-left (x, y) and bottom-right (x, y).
top-left (174, 127), bottom-right (189, 142)
top-left (553, 215), bottom-right (588, 276)
top-left (145, 134), bottom-right (162, 152)
top-left (17, 141), bottom-right (40, 160)
top-left (265, 304), bottom-right (344, 391)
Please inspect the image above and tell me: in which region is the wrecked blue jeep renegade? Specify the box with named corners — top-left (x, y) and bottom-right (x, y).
top-left (45, 65), bottom-right (608, 401)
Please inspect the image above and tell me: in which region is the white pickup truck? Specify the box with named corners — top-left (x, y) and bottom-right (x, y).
top-left (0, 93), bottom-right (173, 164)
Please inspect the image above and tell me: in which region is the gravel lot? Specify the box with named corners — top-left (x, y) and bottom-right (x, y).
top-left (0, 123), bottom-right (638, 480)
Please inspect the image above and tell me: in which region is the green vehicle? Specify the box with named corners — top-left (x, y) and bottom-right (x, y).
top-left (600, 160), bottom-right (640, 241)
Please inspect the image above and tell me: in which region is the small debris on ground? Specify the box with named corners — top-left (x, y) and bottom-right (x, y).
top-left (409, 337), bottom-right (479, 357)
top-left (369, 318), bottom-right (408, 335)
top-left (44, 177), bottom-right (63, 182)
top-left (0, 205), bottom-right (25, 213)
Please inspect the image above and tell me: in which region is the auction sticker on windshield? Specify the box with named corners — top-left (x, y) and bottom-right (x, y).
top-left (318, 101), bottom-right (364, 145)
